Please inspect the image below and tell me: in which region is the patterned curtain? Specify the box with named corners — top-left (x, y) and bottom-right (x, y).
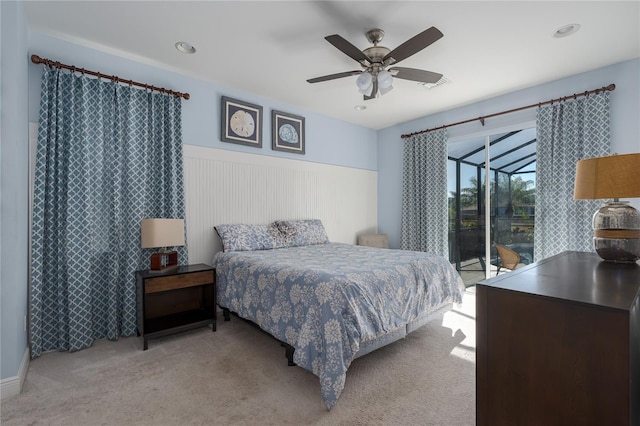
top-left (534, 92), bottom-right (610, 261)
top-left (30, 67), bottom-right (187, 357)
top-left (400, 129), bottom-right (449, 257)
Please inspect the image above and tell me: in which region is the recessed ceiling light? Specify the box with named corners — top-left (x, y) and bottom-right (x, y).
top-left (354, 105), bottom-right (367, 111)
top-left (175, 41), bottom-right (196, 54)
top-left (553, 24), bottom-right (580, 38)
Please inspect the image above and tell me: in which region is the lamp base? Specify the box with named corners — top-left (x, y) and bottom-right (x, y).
top-left (592, 201), bottom-right (640, 263)
top-left (150, 251), bottom-right (179, 271)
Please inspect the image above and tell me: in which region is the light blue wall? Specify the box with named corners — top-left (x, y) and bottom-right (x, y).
top-left (1, 0), bottom-right (30, 380)
top-left (0, 30), bottom-right (376, 381)
top-left (378, 59), bottom-right (640, 249)
top-left (27, 33), bottom-right (378, 171)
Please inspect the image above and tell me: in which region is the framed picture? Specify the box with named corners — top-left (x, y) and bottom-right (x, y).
top-left (221, 96), bottom-right (262, 147)
top-left (272, 110), bottom-right (305, 154)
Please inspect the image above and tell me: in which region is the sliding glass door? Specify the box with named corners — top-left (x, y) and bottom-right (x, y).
top-left (448, 128), bottom-right (536, 286)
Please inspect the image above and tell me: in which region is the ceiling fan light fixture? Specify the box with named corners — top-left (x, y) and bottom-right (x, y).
top-left (356, 72), bottom-right (373, 95)
top-left (378, 70), bottom-right (393, 86)
top-left (378, 83), bottom-right (393, 96)
top-left (377, 70), bottom-right (393, 95)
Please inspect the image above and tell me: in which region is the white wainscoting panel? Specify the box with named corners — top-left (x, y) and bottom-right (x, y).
top-left (183, 145), bottom-right (378, 265)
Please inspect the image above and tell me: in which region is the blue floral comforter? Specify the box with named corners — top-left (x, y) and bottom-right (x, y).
top-left (213, 243), bottom-right (465, 409)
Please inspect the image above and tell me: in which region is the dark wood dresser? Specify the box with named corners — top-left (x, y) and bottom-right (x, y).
top-left (476, 251), bottom-right (640, 426)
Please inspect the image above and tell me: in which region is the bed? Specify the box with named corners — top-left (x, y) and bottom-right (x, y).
top-left (212, 220), bottom-right (465, 410)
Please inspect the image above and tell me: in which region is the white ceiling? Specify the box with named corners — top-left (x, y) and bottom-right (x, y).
top-left (24, 1), bottom-right (640, 130)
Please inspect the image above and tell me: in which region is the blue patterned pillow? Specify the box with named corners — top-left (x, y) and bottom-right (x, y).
top-left (275, 219), bottom-right (329, 247)
top-left (215, 223), bottom-right (286, 252)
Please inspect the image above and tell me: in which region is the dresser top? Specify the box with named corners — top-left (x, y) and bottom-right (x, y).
top-left (477, 251), bottom-right (640, 311)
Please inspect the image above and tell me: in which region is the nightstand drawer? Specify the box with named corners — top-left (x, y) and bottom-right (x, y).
top-left (145, 271), bottom-right (213, 294)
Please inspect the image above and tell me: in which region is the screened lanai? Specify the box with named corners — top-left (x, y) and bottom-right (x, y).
top-left (447, 128), bottom-right (537, 285)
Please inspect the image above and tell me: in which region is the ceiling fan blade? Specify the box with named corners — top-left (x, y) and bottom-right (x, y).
top-left (383, 27), bottom-right (443, 66)
top-left (325, 34), bottom-right (371, 65)
top-left (307, 70), bottom-right (362, 84)
top-left (389, 67), bottom-right (443, 84)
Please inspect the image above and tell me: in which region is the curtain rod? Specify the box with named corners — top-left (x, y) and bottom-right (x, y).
top-left (31, 54), bottom-right (190, 100)
top-left (401, 83), bottom-right (615, 139)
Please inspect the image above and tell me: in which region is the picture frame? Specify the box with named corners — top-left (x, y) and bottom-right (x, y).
top-left (271, 110), bottom-right (305, 155)
top-left (221, 96), bottom-right (263, 148)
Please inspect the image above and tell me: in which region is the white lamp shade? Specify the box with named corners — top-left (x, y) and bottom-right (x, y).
top-left (377, 70), bottom-right (393, 88)
top-left (378, 84), bottom-right (393, 95)
top-left (377, 70), bottom-right (393, 95)
top-left (141, 218), bottom-right (185, 248)
top-left (356, 72), bottom-right (373, 95)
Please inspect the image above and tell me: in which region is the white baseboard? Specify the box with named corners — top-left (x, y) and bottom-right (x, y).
top-left (0, 347), bottom-right (30, 400)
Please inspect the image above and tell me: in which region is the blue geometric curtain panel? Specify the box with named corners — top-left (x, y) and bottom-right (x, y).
top-left (30, 67), bottom-right (187, 357)
top-left (534, 92), bottom-right (610, 261)
top-left (400, 129), bottom-right (449, 257)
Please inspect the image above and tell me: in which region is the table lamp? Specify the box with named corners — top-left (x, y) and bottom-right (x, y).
top-left (141, 218), bottom-right (185, 271)
top-left (573, 153), bottom-right (640, 263)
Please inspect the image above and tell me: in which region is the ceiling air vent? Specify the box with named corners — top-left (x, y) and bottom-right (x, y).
top-left (419, 76), bottom-right (451, 90)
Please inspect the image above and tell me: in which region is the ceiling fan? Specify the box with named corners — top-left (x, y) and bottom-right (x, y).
top-left (307, 27), bottom-right (444, 100)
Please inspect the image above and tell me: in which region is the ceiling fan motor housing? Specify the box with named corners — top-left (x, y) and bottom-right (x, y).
top-left (363, 46), bottom-right (390, 66)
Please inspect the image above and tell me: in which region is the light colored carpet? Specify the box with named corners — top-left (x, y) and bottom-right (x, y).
top-left (1, 291), bottom-right (476, 426)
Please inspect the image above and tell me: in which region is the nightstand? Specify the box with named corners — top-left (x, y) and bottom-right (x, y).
top-left (136, 264), bottom-right (216, 350)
